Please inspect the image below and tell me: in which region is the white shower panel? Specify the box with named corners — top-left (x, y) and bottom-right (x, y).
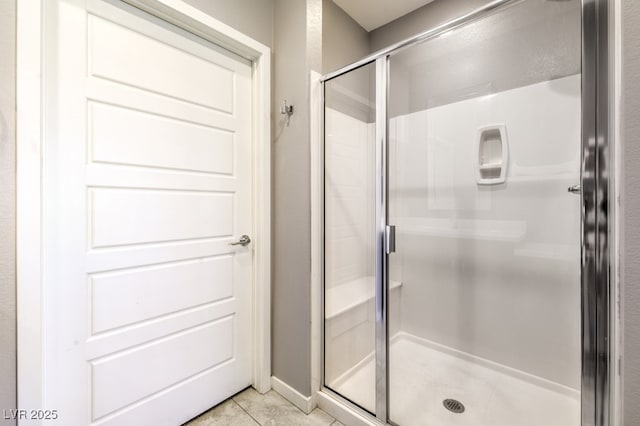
top-left (323, 108), bottom-right (376, 408)
top-left (388, 74), bottom-right (582, 389)
top-left (324, 108), bottom-right (375, 289)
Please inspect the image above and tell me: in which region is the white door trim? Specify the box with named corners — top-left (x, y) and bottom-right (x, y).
top-left (309, 70), bottom-right (323, 401)
top-left (16, 0), bottom-right (271, 419)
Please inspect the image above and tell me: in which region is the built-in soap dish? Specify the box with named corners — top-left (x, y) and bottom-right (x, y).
top-left (475, 124), bottom-right (509, 185)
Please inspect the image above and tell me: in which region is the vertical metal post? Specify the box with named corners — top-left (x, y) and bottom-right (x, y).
top-left (374, 56), bottom-right (389, 423)
top-left (581, 0), bottom-right (611, 425)
top-left (320, 75), bottom-right (326, 394)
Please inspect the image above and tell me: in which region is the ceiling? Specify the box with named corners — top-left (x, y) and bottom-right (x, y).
top-left (332, 0), bottom-right (436, 32)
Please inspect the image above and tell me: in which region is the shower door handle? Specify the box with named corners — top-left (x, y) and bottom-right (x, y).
top-left (385, 225), bottom-right (396, 254)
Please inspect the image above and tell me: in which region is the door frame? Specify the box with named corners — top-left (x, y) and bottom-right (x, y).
top-left (16, 0), bottom-right (272, 419)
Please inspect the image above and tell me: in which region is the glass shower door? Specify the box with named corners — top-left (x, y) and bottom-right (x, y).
top-left (323, 62), bottom-right (377, 413)
top-left (386, 1), bottom-right (582, 425)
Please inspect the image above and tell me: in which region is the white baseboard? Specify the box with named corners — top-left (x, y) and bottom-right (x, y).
top-left (271, 376), bottom-right (316, 414)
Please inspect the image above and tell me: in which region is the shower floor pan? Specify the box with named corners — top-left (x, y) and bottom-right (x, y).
top-left (330, 332), bottom-right (580, 426)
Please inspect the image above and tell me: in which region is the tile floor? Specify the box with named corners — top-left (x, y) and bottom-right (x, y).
top-left (184, 387), bottom-right (344, 426)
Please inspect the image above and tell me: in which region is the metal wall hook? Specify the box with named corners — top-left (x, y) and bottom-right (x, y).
top-left (280, 100), bottom-right (293, 115)
top-left (280, 100), bottom-right (294, 126)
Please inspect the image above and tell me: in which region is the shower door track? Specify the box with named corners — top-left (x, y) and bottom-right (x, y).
top-left (318, 0), bottom-right (614, 425)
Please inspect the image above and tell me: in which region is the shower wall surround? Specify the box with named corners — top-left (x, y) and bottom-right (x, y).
top-left (388, 74), bottom-right (582, 389)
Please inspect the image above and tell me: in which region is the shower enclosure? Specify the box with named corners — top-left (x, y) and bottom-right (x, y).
top-left (320, 0), bottom-right (612, 425)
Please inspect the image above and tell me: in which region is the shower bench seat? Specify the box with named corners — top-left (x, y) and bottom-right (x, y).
top-left (325, 276), bottom-right (402, 320)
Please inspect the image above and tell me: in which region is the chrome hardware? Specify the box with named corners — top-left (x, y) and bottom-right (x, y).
top-left (280, 100), bottom-right (294, 126)
top-left (568, 184), bottom-right (581, 194)
top-left (229, 235), bottom-right (251, 246)
top-left (385, 225), bottom-right (396, 254)
top-left (280, 100), bottom-right (294, 115)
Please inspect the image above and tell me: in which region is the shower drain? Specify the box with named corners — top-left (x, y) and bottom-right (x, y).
top-left (443, 398), bottom-right (465, 414)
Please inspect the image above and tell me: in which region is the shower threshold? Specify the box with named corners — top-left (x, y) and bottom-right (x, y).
top-left (330, 332), bottom-right (580, 426)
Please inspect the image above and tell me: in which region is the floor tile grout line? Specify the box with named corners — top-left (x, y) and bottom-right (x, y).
top-left (185, 387), bottom-right (337, 426)
top-left (235, 390), bottom-right (295, 425)
top-left (269, 389), bottom-right (335, 421)
top-left (235, 388), bottom-right (336, 425)
top-left (231, 395), bottom-right (263, 425)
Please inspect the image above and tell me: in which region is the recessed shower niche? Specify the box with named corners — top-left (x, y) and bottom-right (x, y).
top-left (476, 124), bottom-right (509, 184)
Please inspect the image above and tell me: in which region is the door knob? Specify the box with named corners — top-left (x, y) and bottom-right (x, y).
top-left (229, 235), bottom-right (251, 246)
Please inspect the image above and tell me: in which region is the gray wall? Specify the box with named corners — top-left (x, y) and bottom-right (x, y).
top-left (322, 0), bottom-right (369, 74)
top-left (322, 0), bottom-right (373, 122)
top-left (183, 0), bottom-right (274, 48)
top-left (0, 0), bottom-right (16, 424)
top-left (387, 0), bottom-right (580, 116)
top-left (271, 0), bottom-right (322, 397)
top-left (622, 1), bottom-right (640, 424)
top-left (369, 0), bottom-right (492, 52)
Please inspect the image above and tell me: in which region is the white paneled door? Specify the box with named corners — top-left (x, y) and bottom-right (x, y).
top-left (42, 0), bottom-right (253, 424)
